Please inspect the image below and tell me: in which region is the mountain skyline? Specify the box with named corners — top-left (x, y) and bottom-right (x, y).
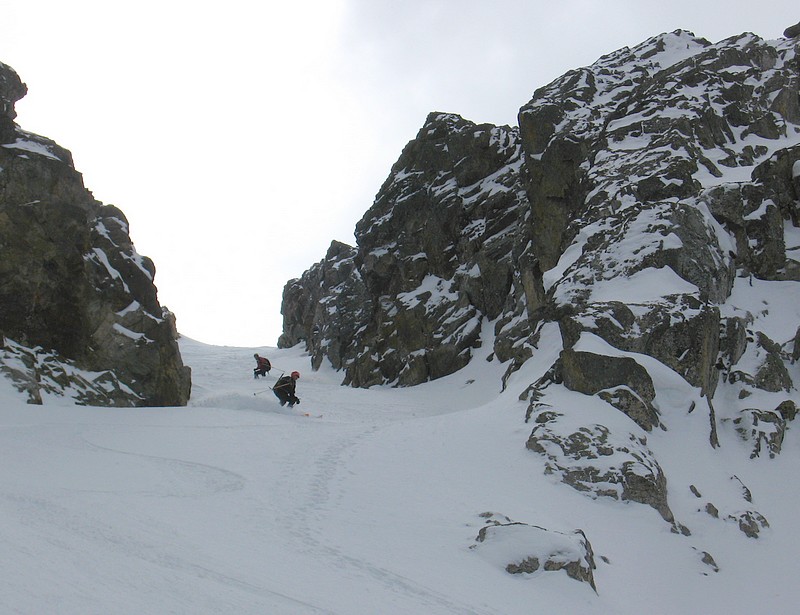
top-left (2, 2), bottom-right (797, 345)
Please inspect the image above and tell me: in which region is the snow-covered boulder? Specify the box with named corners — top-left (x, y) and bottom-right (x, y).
top-left (730, 407), bottom-right (787, 459)
top-left (727, 331), bottom-right (793, 393)
top-left (727, 509), bottom-right (770, 538)
top-left (471, 512), bottom-right (597, 591)
top-left (525, 408), bottom-right (677, 527)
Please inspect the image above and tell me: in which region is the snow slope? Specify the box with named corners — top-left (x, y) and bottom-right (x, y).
top-left (1, 322), bottom-right (798, 614)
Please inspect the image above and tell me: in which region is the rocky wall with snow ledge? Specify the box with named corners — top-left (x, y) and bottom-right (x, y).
top-left (283, 28), bottom-right (800, 394)
top-left (0, 60), bottom-right (190, 406)
top-left (282, 27), bottom-right (800, 552)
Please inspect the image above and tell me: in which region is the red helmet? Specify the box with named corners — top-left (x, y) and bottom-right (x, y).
top-left (291, 371), bottom-right (300, 379)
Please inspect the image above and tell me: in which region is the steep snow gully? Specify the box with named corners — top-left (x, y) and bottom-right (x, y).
top-left (1, 324), bottom-right (799, 613)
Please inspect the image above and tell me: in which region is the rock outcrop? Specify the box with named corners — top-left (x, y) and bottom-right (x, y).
top-left (281, 30), bottom-right (800, 525)
top-left (525, 408), bottom-right (675, 525)
top-left (471, 512), bottom-right (597, 591)
top-left (281, 113), bottom-right (534, 386)
top-left (282, 30), bottom-right (800, 392)
top-left (0, 61), bottom-right (190, 406)
top-left (785, 21), bottom-right (800, 39)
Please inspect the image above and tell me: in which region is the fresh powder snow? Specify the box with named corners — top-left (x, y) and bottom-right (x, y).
top-left (1, 318), bottom-right (799, 614)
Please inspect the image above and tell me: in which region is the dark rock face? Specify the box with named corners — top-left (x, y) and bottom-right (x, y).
top-left (281, 29), bottom-right (800, 523)
top-left (282, 30), bottom-right (800, 395)
top-left (281, 112), bottom-right (532, 386)
top-left (0, 61), bottom-right (190, 406)
top-left (785, 21), bottom-right (800, 39)
top-left (560, 350), bottom-right (660, 431)
top-left (279, 240), bottom-right (370, 373)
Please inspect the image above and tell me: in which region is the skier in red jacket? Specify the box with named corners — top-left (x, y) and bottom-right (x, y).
top-left (253, 354), bottom-right (271, 379)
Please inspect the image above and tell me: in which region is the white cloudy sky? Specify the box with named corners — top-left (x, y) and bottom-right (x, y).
top-left (1, 1), bottom-right (797, 346)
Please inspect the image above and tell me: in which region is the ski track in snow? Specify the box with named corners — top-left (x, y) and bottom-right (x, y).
top-left (78, 435), bottom-right (248, 497)
top-left (0, 483), bottom-right (333, 615)
top-left (149, 337), bottom-right (501, 614)
top-left (205, 339), bottom-right (501, 614)
top-left (274, 421), bottom-right (495, 615)
top-left (188, 335), bottom-right (524, 615)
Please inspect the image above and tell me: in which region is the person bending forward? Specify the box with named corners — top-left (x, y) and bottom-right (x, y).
top-left (273, 371), bottom-right (300, 407)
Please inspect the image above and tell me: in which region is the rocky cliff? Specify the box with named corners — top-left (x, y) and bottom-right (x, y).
top-left (281, 28), bottom-right (800, 533)
top-left (0, 61), bottom-right (191, 406)
top-left (281, 114), bottom-right (534, 386)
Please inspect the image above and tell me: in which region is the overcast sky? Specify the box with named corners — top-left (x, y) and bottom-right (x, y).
top-left (2, 1), bottom-right (798, 346)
